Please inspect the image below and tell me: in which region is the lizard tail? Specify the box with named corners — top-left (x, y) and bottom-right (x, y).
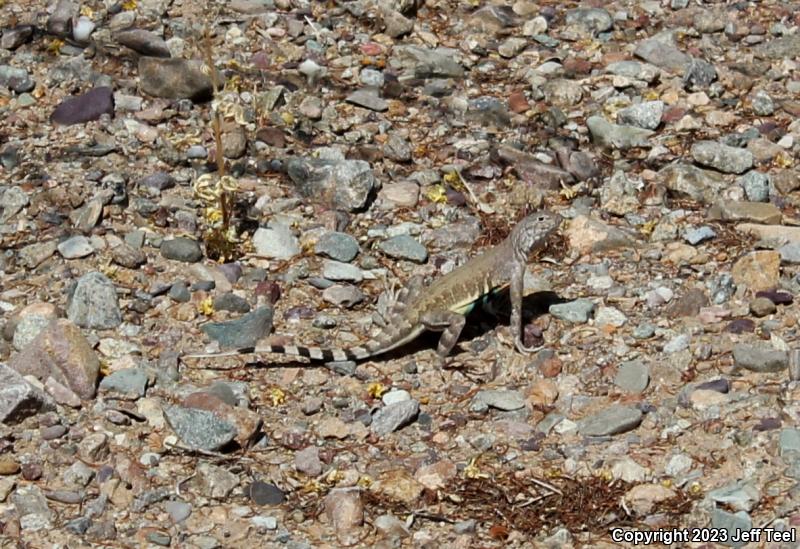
top-left (182, 344), bottom-right (374, 362)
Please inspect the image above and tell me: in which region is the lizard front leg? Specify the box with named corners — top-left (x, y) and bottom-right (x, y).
top-left (420, 310), bottom-right (466, 365)
top-left (509, 263), bottom-right (539, 354)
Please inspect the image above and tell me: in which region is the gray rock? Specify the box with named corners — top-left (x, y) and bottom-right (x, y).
top-left (0, 186), bottom-right (29, 223)
top-left (565, 8), bottom-right (613, 34)
top-left (683, 226), bottom-right (716, 245)
top-left (541, 80), bottom-right (582, 108)
top-left (634, 33), bottom-right (691, 73)
top-left (320, 261), bottom-right (362, 284)
top-left (753, 34), bottom-right (800, 60)
top-left (708, 481), bottom-right (760, 512)
top-left (164, 406), bottom-right (238, 451)
top-left (138, 172), bottom-right (175, 192)
top-left (321, 285), bottom-right (365, 308)
top-left (733, 343), bottom-right (788, 372)
top-left (315, 232), bottom-right (360, 262)
top-left (252, 226), bottom-right (301, 260)
top-left (13, 314), bottom-right (55, 351)
top-left (454, 519), bottom-right (476, 534)
top-left (663, 334), bottom-right (690, 353)
top-left (658, 163), bottom-right (727, 204)
top-left (63, 461), bottom-right (95, 487)
top-left (586, 115), bottom-right (654, 149)
top-left (251, 515), bottom-right (278, 530)
top-left (779, 242), bottom-right (800, 264)
top-left (468, 95), bottom-right (512, 126)
top-left (738, 171), bottom-right (770, 202)
top-left (46, 0), bottom-right (75, 36)
top-left (72, 16), bottom-right (95, 42)
top-left (196, 462), bottom-right (239, 498)
top-left (0, 364), bottom-right (54, 425)
top-left (578, 405), bottom-right (643, 436)
top-left (0, 65), bottom-right (34, 93)
top-left (632, 323), bottom-right (655, 339)
top-left (51, 87), bottom-right (114, 125)
top-left (12, 485), bottom-right (54, 530)
top-left (691, 141), bottom-right (753, 174)
top-left (200, 306), bottom-right (274, 349)
top-left (346, 89), bottom-right (387, 112)
top-left (138, 57), bottom-right (214, 101)
top-left (605, 60), bottom-right (659, 83)
top-left (186, 145), bottom-right (207, 159)
top-left (710, 509), bottom-right (751, 549)
top-left (67, 272), bottom-right (122, 329)
top-left (1, 25), bottom-right (34, 50)
top-left (168, 281), bottom-right (190, 303)
top-left (779, 428), bottom-right (800, 456)
top-left (751, 90), bottom-right (774, 116)
top-left (617, 101), bottom-right (664, 130)
top-left (98, 368), bottom-right (148, 399)
top-left (286, 157), bottom-right (376, 212)
top-left (377, 235), bottom-right (427, 263)
top-left (706, 200), bottom-right (780, 224)
top-left (115, 29), bottom-right (171, 58)
top-left (384, 133), bottom-right (412, 163)
top-left (161, 237), bottom-right (203, 263)
top-left (111, 242), bottom-right (146, 268)
top-left (213, 293), bottom-right (251, 313)
top-left (71, 198), bottom-right (104, 232)
top-left (147, 531), bottom-right (171, 546)
top-left (360, 68), bottom-right (384, 87)
top-left (683, 58), bottom-right (717, 90)
top-left (549, 298), bottom-right (595, 323)
top-left (57, 235), bottom-right (94, 259)
top-left (392, 45), bottom-right (464, 79)
top-left (165, 500), bottom-right (192, 523)
top-left (472, 390), bottom-right (525, 411)
top-left (371, 400), bottom-right (420, 436)
top-left (614, 360), bottom-right (649, 393)
top-left (295, 446), bottom-right (323, 476)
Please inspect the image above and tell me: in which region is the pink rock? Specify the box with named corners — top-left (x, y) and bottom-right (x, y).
top-left (8, 319), bottom-right (100, 400)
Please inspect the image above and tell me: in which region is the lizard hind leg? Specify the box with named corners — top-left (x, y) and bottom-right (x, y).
top-left (375, 275), bottom-right (425, 328)
top-left (420, 310), bottom-right (467, 366)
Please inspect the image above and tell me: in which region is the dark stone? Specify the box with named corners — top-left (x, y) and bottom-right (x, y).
top-left (249, 481), bottom-right (285, 506)
top-left (726, 318), bottom-right (755, 334)
top-left (51, 87), bottom-right (115, 126)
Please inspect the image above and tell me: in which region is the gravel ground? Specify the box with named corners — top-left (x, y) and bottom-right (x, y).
top-left (2, 0), bottom-right (800, 547)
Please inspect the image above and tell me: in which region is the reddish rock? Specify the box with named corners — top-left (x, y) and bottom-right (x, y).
top-left (8, 319), bottom-right (100, 400)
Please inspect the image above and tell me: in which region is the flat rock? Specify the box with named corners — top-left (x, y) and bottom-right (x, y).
top-left (586, 115), bottom-right (654, 149)
top-left (8, 319), bottom-right (100, 400)
top-left (138, 57), bottom-right (214, 101)
top-left (67, 271), bottom-right (122, 329)
top-left (377, 235), bottom-right (427, 263)
top-left (315, 232), bottom-right (360, 262)
top-left (51, 87), bottom-right (114, 126)
top-left (286, 157), bottom-right (376, 212)
top-left (707, 201), bottom-right (781, 225)
top-left (578, 405), bottom-right (643, 436)
top-left (732, 343), bottom-right (788, 373)
top-left (115, 29), bottom-right (171, 57)
top-left (252, 226), bottom-right (301, 260)
top-left (0, 364), bottom-right (55, 425)
top-left (160, 237), bottom-right (203, 263)
top-left (371, 400), bottom-right (420, 437)
top-left (98, 368), bottom-right (148, 400)
top-left (200, 306), bottom-right (274, 349)
top-left (164, 406), bottom-right (238, 451)
top-left (731, 251), bottom-right (780, 292)
top-left (57, 235), bottom-right (94, 259)
top-left (691, 141), bottom-right (753, 174)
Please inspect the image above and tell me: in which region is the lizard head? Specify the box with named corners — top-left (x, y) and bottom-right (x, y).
top-left (511, 211), bottom-right (562, 258)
